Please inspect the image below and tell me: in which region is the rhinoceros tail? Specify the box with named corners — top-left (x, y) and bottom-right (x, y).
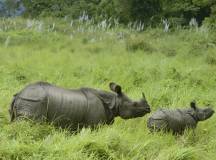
top-left (9, 93), bottom-right (18, 122)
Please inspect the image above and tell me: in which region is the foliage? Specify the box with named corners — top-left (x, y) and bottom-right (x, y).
top-left (160, 0), bottom-right (216, 25)
top-left (1, 0), bottom-right (216, 26)
top-left (203, 4), bottom-right (216, 28)
top-left (22, 0), bottom-right (162, 24)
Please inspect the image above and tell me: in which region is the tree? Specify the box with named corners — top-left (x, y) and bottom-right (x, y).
top-left (131, 0), bottom-right (162, 24)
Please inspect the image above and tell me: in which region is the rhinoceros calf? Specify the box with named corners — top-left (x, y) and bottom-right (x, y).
top-left (147, 102), bottom-right (214, 134)
top-left (9, 82), bottom-right (151, 129)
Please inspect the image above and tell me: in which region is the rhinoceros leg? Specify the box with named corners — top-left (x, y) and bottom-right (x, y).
top-left (147, 117), bottom-right (169, 132)
top-left (82, 90), bottom-right (109, 127)
top-left (9, 94), bottom-right (17, 122)
top-left (11, 83), bottom-right (48, 121)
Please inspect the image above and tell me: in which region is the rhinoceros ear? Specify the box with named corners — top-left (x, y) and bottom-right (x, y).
top-left (109, 82), bottom-right (122, 95)
top-left (142, 92), bottom-right (146, 100)
top-left (190, 101), bottom-right (197, 110)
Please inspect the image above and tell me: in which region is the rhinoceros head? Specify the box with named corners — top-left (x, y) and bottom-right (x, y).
top-left (109, 82), bottom-right (151, 119)
top-left (190, 101), bottom-right (214, 121)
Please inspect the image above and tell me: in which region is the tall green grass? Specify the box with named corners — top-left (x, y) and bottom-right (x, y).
top-left (0, 18), bottom-right (216, 160)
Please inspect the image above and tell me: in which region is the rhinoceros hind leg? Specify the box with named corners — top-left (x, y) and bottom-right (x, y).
top-left (147, 118), bottom-right (168, 132)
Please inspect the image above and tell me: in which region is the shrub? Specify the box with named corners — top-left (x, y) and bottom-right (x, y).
top-left (203, 4), bottom-right (216, 29)
top-left (126, 36), bottom-right (155, 53)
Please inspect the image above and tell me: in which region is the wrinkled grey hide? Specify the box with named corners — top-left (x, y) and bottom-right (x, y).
top-left (9, 82), bottom-right (151, 129)
top-left (147, 102), bottom-right (214, 134)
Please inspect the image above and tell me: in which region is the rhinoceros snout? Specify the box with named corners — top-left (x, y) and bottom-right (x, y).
top-left (145, 107), bottom-right (151, 113)
top-left (210, 109), bottom-right (215, 116)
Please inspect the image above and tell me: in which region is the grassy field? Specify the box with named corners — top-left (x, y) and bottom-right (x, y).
top-left (0, 18), bottom-right (216, 160)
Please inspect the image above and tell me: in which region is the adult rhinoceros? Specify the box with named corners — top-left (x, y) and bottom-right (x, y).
top-left (147, 101), bottom-right (214, 134)
top-left (9, 82), bottom-right (151, 129)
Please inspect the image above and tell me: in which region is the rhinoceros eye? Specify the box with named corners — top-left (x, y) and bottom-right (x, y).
top-left (133, 102), bottom-right (138, 107)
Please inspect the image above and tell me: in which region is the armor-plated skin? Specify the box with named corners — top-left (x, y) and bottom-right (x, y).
top-left (9, 82), bottom-right (151, 129)
top-left (147, 102), bottom-right (214, 134)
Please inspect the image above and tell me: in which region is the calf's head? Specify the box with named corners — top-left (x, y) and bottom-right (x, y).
top-left (190, 101), bottom-right (214, 121)
top-left (109, 82), bottom-right (151, 119)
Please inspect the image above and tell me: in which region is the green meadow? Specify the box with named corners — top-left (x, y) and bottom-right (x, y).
top-left (0, 18), bottom-right (216, 160)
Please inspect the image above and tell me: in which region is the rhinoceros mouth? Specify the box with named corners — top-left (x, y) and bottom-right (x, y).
top-left (142, 107), bottom-right (151, 113)
top-left (207, 110), bottom-right (215, 117)
top-left (136, 110), bottom-right (149, 117)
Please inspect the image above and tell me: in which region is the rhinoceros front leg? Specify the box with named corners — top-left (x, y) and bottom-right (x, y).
top-left (84, 95), bottom-right (109, 128)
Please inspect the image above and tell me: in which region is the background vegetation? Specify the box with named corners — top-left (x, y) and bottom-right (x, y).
top-left (21, 0), bottom-right (216, 27)
top-left (0, 0), bottom-right (215, 27)
top-left (0, 17), bottom-right (216, 159)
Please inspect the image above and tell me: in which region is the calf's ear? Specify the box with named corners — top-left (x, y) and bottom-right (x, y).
top-left (190, 101), bottom-right (197, 110)
top-left (142, 92), bottom-right (146, 100)
top-left (109, 82), bottom-right (122, 95)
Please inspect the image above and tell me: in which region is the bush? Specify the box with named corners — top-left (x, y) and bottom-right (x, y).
top-left (22, 0), bottom-right (69, 17)
top-left (203, 4), bottom-right (216, 28)
top-left (126, 36), bottom-right (155, 53)
top-left (22, 0), bottom-right (162, 25)
top-left (16, 0), bottom-right (216, 28)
